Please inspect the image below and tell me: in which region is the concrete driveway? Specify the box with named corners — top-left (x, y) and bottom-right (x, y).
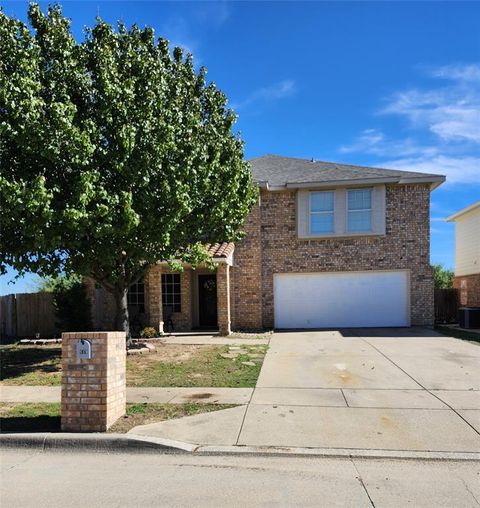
top-left (131, 328), bottom-right (480, 455)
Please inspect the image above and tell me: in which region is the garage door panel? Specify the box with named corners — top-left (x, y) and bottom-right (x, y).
top-left (274, 271), bottom-right (409, 328)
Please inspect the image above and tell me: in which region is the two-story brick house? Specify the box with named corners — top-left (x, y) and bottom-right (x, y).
top-left (87, 155), bottom-right (445, 334)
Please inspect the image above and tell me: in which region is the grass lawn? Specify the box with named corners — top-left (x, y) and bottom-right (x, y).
top-left (0, 343), bottom-right (267, 388)
top-left (126, 344), bottom-right (267, 387)
top-left (435, 325), bottom-right (480, 344)
top-left (0, 402), bottom-right (234, 433)
top-left (0, 345), bottom-right (62, 385)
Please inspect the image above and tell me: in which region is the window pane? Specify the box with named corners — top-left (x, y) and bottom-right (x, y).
top-left (161, 273), bottom-right (181, 312)
top-left (348, 210), bottom-right (372, 232)
top-left (311, 213), bottom-right (334, 234)
top-left (311, 192), bottom-right (334, 212)
top-left (348, 189), bottom-right (372, 210)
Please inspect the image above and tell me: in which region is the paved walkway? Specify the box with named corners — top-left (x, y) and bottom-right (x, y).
top-left (130, 329), bottom-right (480, 454)
top-left (161, 335), bottom-right (270, 345)
top-left (0, 386), bottom-right (253, 405)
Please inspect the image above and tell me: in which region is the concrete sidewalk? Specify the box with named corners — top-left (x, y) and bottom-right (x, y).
top-left (161, 335), bottom-right (270, 345)
top-left (128, 329), bottom-right (480, 456)
top-left (0, 386), bottom-right (253, 405)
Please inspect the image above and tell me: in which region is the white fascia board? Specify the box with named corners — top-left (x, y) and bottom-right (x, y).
top-left (446, 201), bottom-right (480, 222)
top-left (284, 177), bottom-right (399, 189)
top-left (212, 251), bottom-right (233, 266)
top-left (398, 175), bottom-right (446, 190)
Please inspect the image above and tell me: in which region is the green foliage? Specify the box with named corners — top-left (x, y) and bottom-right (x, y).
top-left (140, 326), bottom-right (160, 339)
top-left (48, 275), bottom-right (93, 332)
top-left (433, 264), bottom-right (454, 289)
top-left (0, 4), bottom-right (257, 331)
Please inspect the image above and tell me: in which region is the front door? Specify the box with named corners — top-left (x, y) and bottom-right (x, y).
top-left (198, 274), bottom-right (218, 328)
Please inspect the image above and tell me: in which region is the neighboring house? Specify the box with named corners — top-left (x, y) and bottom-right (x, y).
top-left (447, 202), bottom-right (480, 307)
top-left (86, 155), bottom-right (445, 334)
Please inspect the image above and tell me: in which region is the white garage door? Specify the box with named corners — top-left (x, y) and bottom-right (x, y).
top-left (274, 271), bottom-right (409, 328)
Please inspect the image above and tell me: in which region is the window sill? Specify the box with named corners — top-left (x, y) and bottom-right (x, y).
top-left (298, 231), bottom-right (385, 240)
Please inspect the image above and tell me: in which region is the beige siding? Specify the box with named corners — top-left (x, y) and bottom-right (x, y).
top-left (297, 184), bottom-right (386, 239)
top-left (455, 207), bottom-right (480, 276)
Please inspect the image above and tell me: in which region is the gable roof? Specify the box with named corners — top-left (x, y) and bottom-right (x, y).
top-left (249, 154), bottom-right (445, 190)
top-left (446, 201), bottom-right (480, 222)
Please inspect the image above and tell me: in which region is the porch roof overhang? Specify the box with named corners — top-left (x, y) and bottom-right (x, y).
top-left (157, 242), bottom-right (235, 267)
top-left (207, 242), bottom-right (235, 265)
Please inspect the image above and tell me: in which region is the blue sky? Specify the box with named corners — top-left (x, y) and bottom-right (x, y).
top-left (1, 1), bottom-right (479, 294)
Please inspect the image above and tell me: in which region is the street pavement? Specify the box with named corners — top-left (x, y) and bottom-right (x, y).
top-left (1, 448), bottom-right (480, 507)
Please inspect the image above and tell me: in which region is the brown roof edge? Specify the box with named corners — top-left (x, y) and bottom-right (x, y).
top-left (206, 242), bottom-right (235, 258)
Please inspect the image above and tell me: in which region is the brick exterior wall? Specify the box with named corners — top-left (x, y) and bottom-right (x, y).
top-left (84, 183), bottom-right (434, 331)
top-left (454, 273), bottom-right (480, 307)
top-left (232, 183), bottom-right (434, 329)
top-left (231, 200), bottom-right (263, 330)
top-left (61, 331), bottom-right (126, 432)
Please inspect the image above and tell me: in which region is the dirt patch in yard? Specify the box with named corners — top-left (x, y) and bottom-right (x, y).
top-left (108, 403), bottom-right (235, 433)
top-left (126, 344), bottom-right (267, 388)
top-left (0, 343), bottom-right (268, 389)
top-left (134, 344), bottom-right (212, 363)
top-left (0, 402), bottom-right (234, 434)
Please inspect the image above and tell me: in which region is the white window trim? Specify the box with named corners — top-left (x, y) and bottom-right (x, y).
top-left (346, 188), bottom-right (373, 234)
top-left (309, 191), bottom-right (335, 235)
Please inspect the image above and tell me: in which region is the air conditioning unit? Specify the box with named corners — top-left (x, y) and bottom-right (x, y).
top-left (458, 307), bottom-right (480, 329)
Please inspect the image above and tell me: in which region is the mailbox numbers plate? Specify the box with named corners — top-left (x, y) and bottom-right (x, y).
top-left (76, 339), bottom-right (92, 359)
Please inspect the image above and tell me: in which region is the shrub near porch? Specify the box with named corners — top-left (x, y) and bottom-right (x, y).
top-left (0, 344), bottom-right (267, 388)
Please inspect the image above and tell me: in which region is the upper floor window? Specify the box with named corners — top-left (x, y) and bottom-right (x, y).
top-left (161, 273), bottom-right (181, 313)
top-left (347, 189), bottom-right (372, 233)
top-left (310, 191), bottom-right (334, 234)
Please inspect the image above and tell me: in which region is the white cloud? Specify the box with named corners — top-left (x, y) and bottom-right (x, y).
top-left (159, 3), bottom-right (231, 63)
top-left (381, 89), bottom-right (480, 143)
top-left (340, 128), bottom-right (439, 158)
top-left (193, 2), bottom-right (231, 29)
top-left (379, 155), bottom-right (480, 184)
top-left (339, 63), bottom-right (480, 185)
top-left (231, 80), bottom-right (296, 111)
top-left (431, 63), bottom-right (480, 83)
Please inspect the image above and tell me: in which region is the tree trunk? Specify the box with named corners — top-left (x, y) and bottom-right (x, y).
top-left (114, 286), bottom-right (131, 345)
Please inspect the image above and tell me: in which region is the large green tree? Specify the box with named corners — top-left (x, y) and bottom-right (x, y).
top-left (0, 4), bottom-right (257, 337)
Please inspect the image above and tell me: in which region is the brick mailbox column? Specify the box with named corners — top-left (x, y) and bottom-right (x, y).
top-left (61, 331), bottom-right (126, 432)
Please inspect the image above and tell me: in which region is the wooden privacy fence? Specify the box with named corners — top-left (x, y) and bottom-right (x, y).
top-left (434, 288), bottom-right (459, 324)
top-left (0, 292), bottom-right (58, 342)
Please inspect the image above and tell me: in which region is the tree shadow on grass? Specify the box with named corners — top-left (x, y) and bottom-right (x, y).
top-left (0, 416), bottom-right (61, 433)
top-left (0, 346), bottom-right (61, 382)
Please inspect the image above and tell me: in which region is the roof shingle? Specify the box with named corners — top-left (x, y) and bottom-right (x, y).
top-left (249, 154), bottom-right (445, 188)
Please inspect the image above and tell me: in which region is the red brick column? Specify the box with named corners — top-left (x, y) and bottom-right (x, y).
top-left (146, 265), bottom-right (164, 334)
top-left (217, 263), bottom-right (231, 336)
top-left (61, 331), bottom-right (126, 432)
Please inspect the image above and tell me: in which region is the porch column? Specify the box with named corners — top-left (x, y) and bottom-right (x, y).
top-left (146, 265), bottom-right (164, 334)
top-left (216, 263), bottom-right (231, 336)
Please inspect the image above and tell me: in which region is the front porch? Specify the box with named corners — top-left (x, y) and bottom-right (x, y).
top-left (144, 244), bottom-right (233, 336)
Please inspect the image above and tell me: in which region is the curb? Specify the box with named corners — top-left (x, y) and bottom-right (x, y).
top-left (1, 433), bottom-right (479, 461)
top-left (0, 433), bottom-right (195, 454)
top-left (194, 444), bottom-right (480, 462)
